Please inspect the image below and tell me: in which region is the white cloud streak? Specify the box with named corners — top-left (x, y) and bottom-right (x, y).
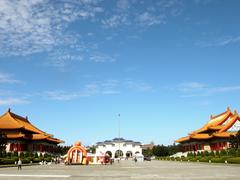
top-left (0, 98), bottom-right (29, 105)
top-left (44, 80), bottom-right (153, 101)
top-left (197, 36), bottom-right (240, 47)
top-left (177, 82), bottom-right (240, 97)
top-left (0, 72), bottom-right (22, 84)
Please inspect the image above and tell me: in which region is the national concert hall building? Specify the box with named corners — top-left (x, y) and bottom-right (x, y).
top-left (0, 109), bottom-right (63, 154)
top-left (176, 107), bottom-right (240, 152)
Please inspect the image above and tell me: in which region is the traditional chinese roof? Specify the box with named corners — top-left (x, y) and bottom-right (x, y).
top-left (176, 107), bottom-right (240, 143)
top-left (96, 138), bottom-right (141, 146)
top-left (0, 109), bottom-right (64, 144)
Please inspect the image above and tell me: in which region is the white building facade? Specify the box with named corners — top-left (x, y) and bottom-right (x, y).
top-left (96, 138), bottom-right (142, 159)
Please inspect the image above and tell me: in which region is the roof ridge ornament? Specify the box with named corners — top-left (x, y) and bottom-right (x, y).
top-left (234, 110), bottom-right (238, 115)
top-left (227, 107), bottom-right (231, 111)
top-left (8, 108), bottom-right (11, 112)
top-left (210, 115), bottom-right (213, 119)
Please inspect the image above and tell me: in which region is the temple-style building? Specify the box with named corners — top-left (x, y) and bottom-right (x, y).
top-left (0, 109), bottom-right (64, 154)
top-left (176, 107), bottom-right (240, 152)
top-left (96, 138), bottom-right (142, 158)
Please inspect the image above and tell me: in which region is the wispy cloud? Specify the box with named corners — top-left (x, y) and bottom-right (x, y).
top-left (136, 12), bottom-right (164, 26)
top-left (177, 82), bottom-right (240, 97)
top-left (125, 80), bottom-right (153, 92)
top-left (177, 82), bottom-right (206, 92)
top-left (0, 0), bottom-right (103, 57)
top-left (0, 97), bottom-right (29, 105)
top-left (0, 0), bottom-right (183, 70)
top-left (89, 53), bottom-right (116, 63)
top-left (44, 79), bottom-right (153, 101)
top-left (196, 36), bottom-right (240, 47)
top-left (0, 72), bottom-right (22, 84)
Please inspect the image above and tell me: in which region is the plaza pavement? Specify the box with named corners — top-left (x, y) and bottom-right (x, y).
top-left (0, 160), bottom-right (239, 180)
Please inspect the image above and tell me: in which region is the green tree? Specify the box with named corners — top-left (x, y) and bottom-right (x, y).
top-left (0, 131), bottom-right (7, 154)
top-left (142, 148), bottom-right (153, 157)
top-left (229, 130), bottom-right (240, 149)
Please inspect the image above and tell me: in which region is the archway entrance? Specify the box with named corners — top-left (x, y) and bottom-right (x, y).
top-left (135, 151), bottom-right (140, 155)
top-left (126, 151), bottom-right (133, 158)
top-left (115, 150), bottom-right (123, 158)
top-left (105, 151), bottom-right (112, 157)
top-left (67, 141), bottom-right (87, 164)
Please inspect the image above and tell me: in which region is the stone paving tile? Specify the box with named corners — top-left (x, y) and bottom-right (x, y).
top-left (0, 160), bottom-right (239, 180)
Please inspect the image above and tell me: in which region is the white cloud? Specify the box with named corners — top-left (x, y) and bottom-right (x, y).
top-left (89, 53), bottom-right (116, 63)
top-left (44, 79), bottom-right (153, 101)
top-left (136, 12), bottom-right (164, 26)
top-left (177, 82), bottom-right (240, 97)
top-left (102, 14), bottom-right (129, 28)
top-left (0, 0), bottom-right (103, 56)
top-left (177, 82), bottom-right (206, 92)
top-left (197, 36), bottom-right (240, 47)
top-left (0, 72), bottom-right (22, 84)
top-left (47, 49), bottom-right (84, 68)
top-left (44, 91), bottom-right (80, 101)
top-left (0, 98), bottom-right (29, 105)
top-left (125, 80), bottom-right (153, 92)
top-left (116, 0), bottom-right (130, 10)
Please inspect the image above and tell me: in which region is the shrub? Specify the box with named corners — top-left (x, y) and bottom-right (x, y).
top-left (175, 157), bottom-right (181, 161)
top-left (226, 157), bottom-right (240, 164)
top-left (236, 150), bottom-right (240, 157)
top-left (220, 150), bottom-right (227, 156)
top-left (215, 151), bottom-right (220, 157)
top-left (199, 157), bottom-right (210, 162)
top-left (209, 151), bottom-right (215, 157)
top-left (44, 157), bottom-right (52, 162)
top-left (189, 157), bottom-right (197, 162)
top-left (22, 158), bottom-right (31, 164)
top-left (25, 152), bottom-right (30, 158)
top-left (204, 151), bottom-right (209, 157)
top-left (211, 157), bottom-right (224, 163)
top-left (33, 158), bottom-right (41, 163)
top-left (6, 152), bottom-right (12, 158)
top-left (181, 157), bottom-right (188, 161)
top-left (0, 158), bottom-right (15, 165)
top-left (228, 148), bottom-right (237, 157)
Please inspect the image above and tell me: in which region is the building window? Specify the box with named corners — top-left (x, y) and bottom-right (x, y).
top-left (112, 144), bottom-right (115, 147)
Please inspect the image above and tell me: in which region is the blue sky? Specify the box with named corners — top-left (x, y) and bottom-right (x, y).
top-left (1, 0), bottom-right (240, 146)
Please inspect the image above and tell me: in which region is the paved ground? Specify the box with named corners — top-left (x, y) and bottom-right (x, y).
top-left (0, 160), bottom-right (239, 180)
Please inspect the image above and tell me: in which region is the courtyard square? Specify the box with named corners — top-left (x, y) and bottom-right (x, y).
top-left (0, 160), bottom-right (239, 180)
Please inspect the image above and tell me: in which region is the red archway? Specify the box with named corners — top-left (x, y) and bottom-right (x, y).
top-left (67, 141), bottom-right (87, 164)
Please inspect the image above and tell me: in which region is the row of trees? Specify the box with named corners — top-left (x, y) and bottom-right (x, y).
top-left (143, 144), bottom-right (182, 157)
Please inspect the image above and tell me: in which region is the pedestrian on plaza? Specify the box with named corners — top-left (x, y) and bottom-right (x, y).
top-left (17, 158), bottom-right (22, 170)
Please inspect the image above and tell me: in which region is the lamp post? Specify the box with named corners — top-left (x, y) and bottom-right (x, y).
top-left (118, 114), bottom-right (120, 160)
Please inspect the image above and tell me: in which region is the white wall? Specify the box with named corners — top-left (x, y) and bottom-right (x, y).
top-left (96, 142), bottom-right (142, 158)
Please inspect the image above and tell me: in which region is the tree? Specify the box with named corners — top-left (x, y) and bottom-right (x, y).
top-left (142, 148), bottom-right (153, 157)
top-left (0, 131), bottom-right (7, 154)
top-left (229, 130), bottom-right (240, 149)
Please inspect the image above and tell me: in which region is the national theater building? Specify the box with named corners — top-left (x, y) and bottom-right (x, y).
top-left (0, 109), bottom-right (63, 154)
top-left (176, 107), bottom-right (240, 152)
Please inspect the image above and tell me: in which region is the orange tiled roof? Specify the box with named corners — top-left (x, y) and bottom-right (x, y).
top-left (190, 108), bottom-right (232, 134)
top-left (213, 132), bottom-right (237, 138)
top-left (0, 109), bottom-right (64, 144)
top-left (175, 136), bottom-right (190, 143)
top-left (190, 133), bottom-right (212, 140)
top-left (6, 134), bottom-right (24, 139)
top-left (176, 107), bottom-right (240, 143)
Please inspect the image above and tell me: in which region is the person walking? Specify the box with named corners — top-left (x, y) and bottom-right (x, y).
top-left (17, 158), bottom-right (22, 170)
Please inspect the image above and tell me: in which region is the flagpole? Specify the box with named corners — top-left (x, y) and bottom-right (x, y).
top-left (118, 114), bottom-right (120, 160)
